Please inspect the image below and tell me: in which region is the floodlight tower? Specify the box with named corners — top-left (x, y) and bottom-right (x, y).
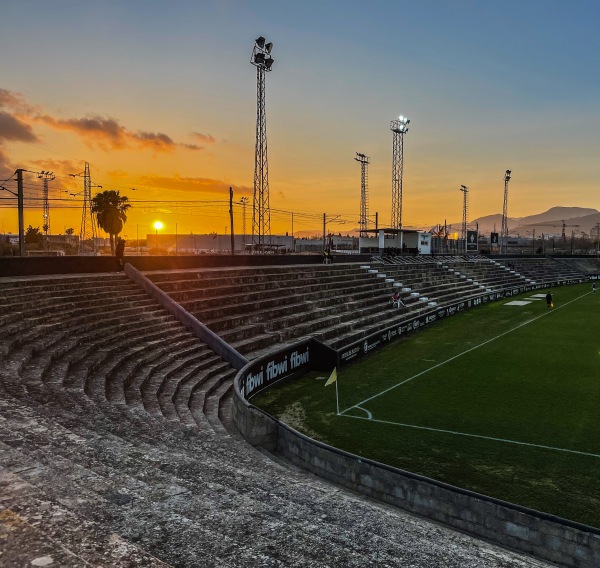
top-left (250, 36), bottom-right (274, 252)
top-left (70, 162), bottom-right (100, 254)
top-left (239, 197), bottom-right (249, 242)
top-left (460, 185), bottom-right (469, 253)
top-left (390, 115), bottom-right (410, 230)
top-left (354, 153), bottom-right (370, 237)
top-left (501, 169), bottom-right (511, 254)
top-left (37, 170), bottom-right (55, 249)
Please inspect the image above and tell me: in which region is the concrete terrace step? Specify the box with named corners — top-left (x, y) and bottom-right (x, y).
top-left (0, 386), bottom-right (480, 568)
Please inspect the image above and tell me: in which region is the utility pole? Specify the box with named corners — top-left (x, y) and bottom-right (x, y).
top-left (229, 187), bottom-right (235, 255)
top-left (38, 171), bottom-right (55, 250)
top-left (16, 169), bottom-right (25, 256)
top-left (355, 152), bottom-right (370, 237)
top-left (239, 197), bottom-right (249, 252)
top-left (323, 213), bottom-right (326, 250)
top-left (501, 169), bottom-right (511, 254)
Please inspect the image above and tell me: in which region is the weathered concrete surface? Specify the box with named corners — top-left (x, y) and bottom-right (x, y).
top-left (0, 273), bottom-right (553, 567)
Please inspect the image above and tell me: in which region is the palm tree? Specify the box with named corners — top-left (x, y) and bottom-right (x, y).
top-left (91, 190), bottom-right (131, 254)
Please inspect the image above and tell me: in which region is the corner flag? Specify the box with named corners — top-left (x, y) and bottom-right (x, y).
top-left (325, 367), bottom-right (337, 386)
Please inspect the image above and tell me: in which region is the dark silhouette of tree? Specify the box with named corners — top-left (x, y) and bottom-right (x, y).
top-left (25, 225), bottom-right (43, 247)
top-left (91, 190), bottom-right (131, 254)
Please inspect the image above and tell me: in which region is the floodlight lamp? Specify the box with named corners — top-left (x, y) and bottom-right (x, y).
top-left (254, 52), bottom-right (265, 64)
top-left (265, 42), bottom-right (273, 53)
top-left (255, 36), bottom-right (266, 48)
top-left (399, 115), bottom-right (404, 121)
top-left (264, 57), bottom-right (274, 69)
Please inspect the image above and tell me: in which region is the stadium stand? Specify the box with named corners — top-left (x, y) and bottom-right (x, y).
top-left (0, 260), bottom-right (583, 566)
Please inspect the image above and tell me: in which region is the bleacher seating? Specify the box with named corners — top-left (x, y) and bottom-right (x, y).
top-left (0, 271), bottom-right (544, 566)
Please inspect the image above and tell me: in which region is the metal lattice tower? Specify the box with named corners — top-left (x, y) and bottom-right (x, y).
top-left (390, 115), bottom-right (410, 230)
top-left (37, 170), bottom-right (55, 248)
top-left (501, 169), bottom-right (511, 253)
top-left (250, 36), bottom-right (274, 252)
top-left (460, 185), bottom-right (469, 252)
top-left (354, 153), bottom-right (370, 237)
top-left (71, 162), bottom-right (98, 254)
top-left (239, 197), bottom-right (249, 242)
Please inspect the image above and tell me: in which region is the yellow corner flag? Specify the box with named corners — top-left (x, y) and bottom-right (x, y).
top-left (325, 367), bottom-right (337, 386)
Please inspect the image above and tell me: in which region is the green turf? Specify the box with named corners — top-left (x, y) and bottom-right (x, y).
top-left (254, 283), bottom-right (600, 527)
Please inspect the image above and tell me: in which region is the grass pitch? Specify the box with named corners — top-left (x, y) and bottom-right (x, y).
top-left (254, 282), bottom-right (600, 527)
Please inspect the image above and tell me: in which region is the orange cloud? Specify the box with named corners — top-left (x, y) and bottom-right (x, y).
top-left (138, 174), bottom-right (252, 196)
top-left (0, 88), bottom-right (39, 114)
top-left (0, 111), bottom-right (38, 143)
top-left (190, 132), bottom-right (216, 144)
top-left (31, 158), bottom-right (80, 172)
top-left (33, 113), bottom-right (198, 153)
top-left (0, 88), bottom-right (202, 153)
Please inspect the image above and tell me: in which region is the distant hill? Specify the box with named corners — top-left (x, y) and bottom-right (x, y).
top-left (472, 207), bottom-right (600, 236)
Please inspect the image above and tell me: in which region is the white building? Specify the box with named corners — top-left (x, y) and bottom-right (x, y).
top-left (358, 229), bottom-right (432, 255)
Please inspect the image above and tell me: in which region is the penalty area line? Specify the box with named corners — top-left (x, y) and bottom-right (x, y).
top-left (341, 414), bottom-right (600, 459)
top-left (339, 290), bottom-right (591, 416)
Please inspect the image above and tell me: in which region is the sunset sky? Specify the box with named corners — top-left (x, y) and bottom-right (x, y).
top-left (1, 1), bottom-right (599, 239)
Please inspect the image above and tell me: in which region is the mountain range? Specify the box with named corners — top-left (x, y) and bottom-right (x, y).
top-left (471, 207), bottom-right (600, 237)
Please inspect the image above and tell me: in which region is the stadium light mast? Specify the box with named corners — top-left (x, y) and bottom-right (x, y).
top-left (354, 152), bottom-right (370, 237)
top-left (390, 115), bottom-right (410, 235)
top-left (460, 185), bottom-right (469, 254)
top-left (250, 35), bottom-right (275, 253)
top-left (501, 169), bottom-right (511, 254)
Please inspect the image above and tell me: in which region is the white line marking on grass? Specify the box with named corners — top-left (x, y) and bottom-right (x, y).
top-left (355, 406), bottom-right (373, 420)
top-left (341, 414), bottom-right (600, 459)
top-left (340, 290), bottom-right (591, 416)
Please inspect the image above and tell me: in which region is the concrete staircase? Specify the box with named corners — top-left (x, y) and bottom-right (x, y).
top-left (0, 272), bottom-right (550, 567)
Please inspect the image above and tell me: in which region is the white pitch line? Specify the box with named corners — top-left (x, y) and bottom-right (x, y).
top-left (355, 406), bottom-right (373, 420)
top-left (340, 290), bottom-right (591, 416)
top-left (341, 414), bottom-right (600, 459)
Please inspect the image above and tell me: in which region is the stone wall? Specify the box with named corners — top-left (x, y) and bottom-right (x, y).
top-left (232, 347), bottom-right (600, 568)
top-left (0, 253), bottom-right (372, 277)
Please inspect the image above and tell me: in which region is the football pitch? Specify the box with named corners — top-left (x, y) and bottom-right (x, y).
top-left (254, 282), bottom-right (600, 527)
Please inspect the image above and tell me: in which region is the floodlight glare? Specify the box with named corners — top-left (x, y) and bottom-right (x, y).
top-left (255, 36), bottom-right (266, 48)
top-left (153, 221), bottom-right (164, 231)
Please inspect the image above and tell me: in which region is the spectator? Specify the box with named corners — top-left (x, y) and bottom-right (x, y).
top-left (545, 292), bottom-right (553, 309)
top-left (392, 290), bottom-right (405, 309)
top-left (115, 238), bottom-right (126, 271)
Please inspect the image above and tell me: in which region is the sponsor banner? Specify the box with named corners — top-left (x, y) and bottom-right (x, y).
top-left (466, 230), bottom-right (478, 252)
top-left (337, 294), bottom-right (500, 367)
top-left (490, 232), bottom-right (499, 246)
top-left (241, 340), bottom-right (312, 400)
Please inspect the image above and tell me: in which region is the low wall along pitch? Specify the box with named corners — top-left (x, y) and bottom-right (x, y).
top-left (232, 300), bottom-right (600, 568)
